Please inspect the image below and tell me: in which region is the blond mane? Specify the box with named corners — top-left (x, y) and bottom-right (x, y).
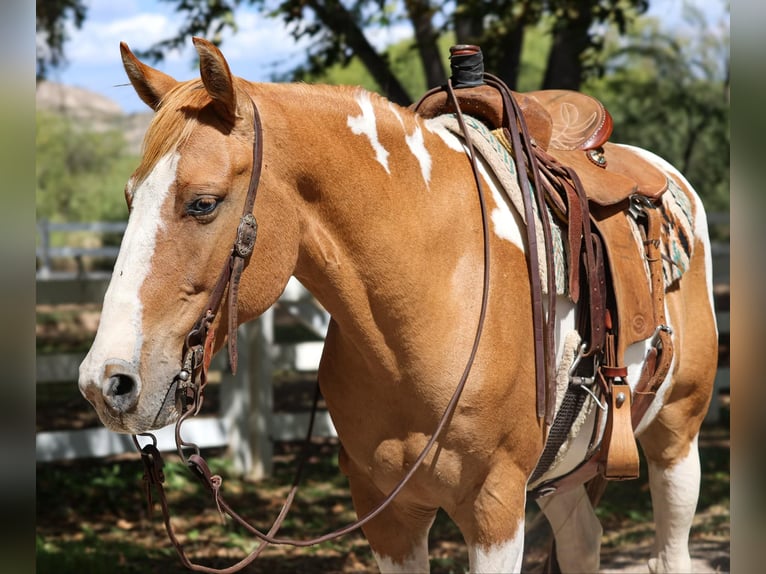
top-left (133, 78), bottom-right (255, 185)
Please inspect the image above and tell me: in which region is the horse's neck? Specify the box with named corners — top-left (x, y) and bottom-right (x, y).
top-left (264, 85), bottom-right (480, 364)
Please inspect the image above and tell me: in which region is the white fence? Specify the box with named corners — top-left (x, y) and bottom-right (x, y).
top-left (36, 260), bottom-right (334, 479)
top-left (36, 218), bottom-right (730, 476)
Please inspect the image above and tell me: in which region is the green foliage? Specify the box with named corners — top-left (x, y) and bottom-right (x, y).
top-left (36, 0), bottom-right (88, 79)
top-left (583, 7), bottom-right (729, 213)
top-left (305, 34), bottom-right (454, 98)
top-left (36, 111), bottom-right (135, 222)
top-left (306, 24), bottom-right (553, 97)
top-left (516, 20), bottom-right (554, 91)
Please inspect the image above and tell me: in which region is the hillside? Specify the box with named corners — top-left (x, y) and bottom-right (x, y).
top-left (36, 81), bottom-right (152, 155)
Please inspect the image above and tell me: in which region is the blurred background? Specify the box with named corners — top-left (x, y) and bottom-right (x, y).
top-left (34, 1), bottom-right (729, 572)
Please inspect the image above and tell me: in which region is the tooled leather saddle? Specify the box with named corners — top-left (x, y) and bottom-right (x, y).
top-left (414, 46), bottom-right (676, 486)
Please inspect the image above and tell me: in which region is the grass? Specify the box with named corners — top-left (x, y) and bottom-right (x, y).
top-left (35, 303), bottom-right (729, 572)
top-left (36, 424), bottom-right (729, 574)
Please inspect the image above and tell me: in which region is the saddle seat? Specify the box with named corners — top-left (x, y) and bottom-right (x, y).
top-left (413, 86), bottom-right (668, 205)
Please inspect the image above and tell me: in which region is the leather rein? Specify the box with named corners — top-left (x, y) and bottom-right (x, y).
top-left (133, 82), bottom-right (544, 572)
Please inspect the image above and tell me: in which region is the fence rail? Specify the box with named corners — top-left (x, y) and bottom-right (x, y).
top-left (36, 220), bottom-right (126, 279)
top-left (36, 219), bottom-right (730, 476)
top-left (37, 270), bottom-right (332, 479)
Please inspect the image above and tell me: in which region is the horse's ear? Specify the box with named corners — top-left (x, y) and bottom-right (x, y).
top-left (120, 42), bottom-right (178, 111)
top-left (193, 37), bottom-right (237, 123)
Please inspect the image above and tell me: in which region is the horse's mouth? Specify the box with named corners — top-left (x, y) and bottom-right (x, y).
top-left (81, 379), bottom-right (183, 434)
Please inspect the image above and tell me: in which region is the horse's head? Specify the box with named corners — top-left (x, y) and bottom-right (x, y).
top-left (79, 38), bottom-right (299, 433)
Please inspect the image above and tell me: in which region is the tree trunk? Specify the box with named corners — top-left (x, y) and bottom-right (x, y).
top-left (307, 0), bottom-right (413, 105)
top-left (454, 0), bottom-right (527, 90)
top-left (454, 0), bottom-right (484, 46)
top-left (405, 0), bottom-right (447, 89)
top-left (486, 24), bottom-right (525, 90)
top-left (542, 2), bottom-right (593, 90)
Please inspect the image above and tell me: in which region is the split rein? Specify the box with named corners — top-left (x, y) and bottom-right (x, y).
top-left (131, 85), bottom-right (535, 572)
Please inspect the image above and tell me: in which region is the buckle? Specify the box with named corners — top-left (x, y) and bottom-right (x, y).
top-left (234, 213), bottom-right (258, 258)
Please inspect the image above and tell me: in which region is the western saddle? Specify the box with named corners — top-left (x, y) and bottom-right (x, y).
top-left (413, 46), bottom-right (675, 493)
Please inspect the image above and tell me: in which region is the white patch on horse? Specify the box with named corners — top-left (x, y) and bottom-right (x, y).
top-left (347, 91), bottom-right (390, 174)
top-left (373, 540), bottom-right (429, 574)
top-left (482, 161), bottom-right (526, 251)
top-left (646, 434), bottom-right (700, 573)
top-left (426, 120), bottom-right (526, 250)
top-left (468, 522), bottom-right (525, 573)
top-left (426, 119), bottom-right (465, 153)
top-left (405, 124), bottom-right (432, 188)
top-left (79, 152), bottom-right (178, 388)
top-left (389, 103), bottom-right (432, 187)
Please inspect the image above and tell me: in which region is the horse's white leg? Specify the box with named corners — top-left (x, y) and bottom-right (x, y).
top-left (450, 462), bottom-right (529, 573)
top-left (637, 228), bottom-right (717, 573)
top-left (644, 435), bottom-right (701, 573)
top-left (372, 530), bottom-right (431, 574)
top-left (536, 484), bottom-right (602, 573)
top-left (341, 448), bottom-right (435, 573)
top-left (358, 495), bottom-right (434, 574)
top-left (466, 523), bottom-right (525, 573)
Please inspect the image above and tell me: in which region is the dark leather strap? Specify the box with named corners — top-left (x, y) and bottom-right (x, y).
top-left (630, 208), bottom-right (674, 427)
top-left (483, 73), bottom-right (556, 425)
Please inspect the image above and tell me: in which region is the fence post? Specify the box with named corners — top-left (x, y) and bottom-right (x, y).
top-left (38, 219), bottom-right (51, 279)
top-left (220, 309), bottom-right (274, 479)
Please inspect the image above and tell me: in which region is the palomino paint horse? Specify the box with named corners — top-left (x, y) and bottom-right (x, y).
top-left (79, 38), bottom-right (718, 573)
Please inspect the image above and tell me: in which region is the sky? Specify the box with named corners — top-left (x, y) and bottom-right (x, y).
top-left (46, 0), bottom-right (729, 115)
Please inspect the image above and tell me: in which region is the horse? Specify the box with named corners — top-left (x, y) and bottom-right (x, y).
top-left (78, 37), bottom-right (718, 573)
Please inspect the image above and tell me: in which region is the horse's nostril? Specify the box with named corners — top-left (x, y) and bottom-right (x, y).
top-left (109, 374), bottom-right (134, 396)
top-left (104, 374), bottom-right (139, 412)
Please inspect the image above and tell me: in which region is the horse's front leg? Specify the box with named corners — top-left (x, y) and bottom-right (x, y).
top-left (341, 448), bottom-right (436, 573)
top-left (451, 463), bottom-right (528, 573)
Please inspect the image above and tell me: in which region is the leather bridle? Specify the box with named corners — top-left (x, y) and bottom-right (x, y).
top-left (132, 81), bottom-right (545, 572)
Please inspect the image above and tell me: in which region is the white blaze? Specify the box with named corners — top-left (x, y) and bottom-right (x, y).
top-left (79, 152), bottom-right (179, 383)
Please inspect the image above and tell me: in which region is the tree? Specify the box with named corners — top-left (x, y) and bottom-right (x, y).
top-left (35, 0), bottom-right (649, 103)
top-left (583, 3), bottom-right (729, 212)
top-left (35, 0), bottom-right (728, 212)
top-left (36, 0), bottom-right (88, 81)
top-left (36, 112), bottom-right (134, 222)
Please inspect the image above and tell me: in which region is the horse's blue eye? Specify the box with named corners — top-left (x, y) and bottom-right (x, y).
top-left (187, 197), bottom-right (220, 216)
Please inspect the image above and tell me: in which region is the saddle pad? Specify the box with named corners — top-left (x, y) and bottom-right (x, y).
top-left (658, 175), bottom-right (694, 286)
top-left (431, 114), bottom-right (568, 296)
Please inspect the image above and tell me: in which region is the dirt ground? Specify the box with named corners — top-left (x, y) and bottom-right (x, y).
top-left (36, 427), bottom-right (729, 573)
top-left (36, 304), bottom-right (729, 573)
